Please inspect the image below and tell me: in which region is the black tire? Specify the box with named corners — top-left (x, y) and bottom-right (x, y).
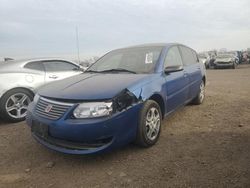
top-left (135, 100), bottom-right (162, 147)
top-left (0, 88), bottom-right (33, 122)
top-left (192, 81), bottom-right (205, 105)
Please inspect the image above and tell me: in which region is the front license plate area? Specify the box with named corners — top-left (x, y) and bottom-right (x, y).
top-left (31, 121), bottom-right (49, 138)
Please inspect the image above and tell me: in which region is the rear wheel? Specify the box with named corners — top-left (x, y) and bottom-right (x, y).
top-left (0, 88), bottom-right (33, 122)
top-left (192, 81), bottom-right (205, 105)
top-left (135, 100), bottom-right (162, 147)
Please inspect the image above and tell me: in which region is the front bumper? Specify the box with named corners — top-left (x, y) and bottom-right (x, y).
top-left (214, 62), bottom-right (233, 68)
top-left (26, 102), bottom-right (143, 154)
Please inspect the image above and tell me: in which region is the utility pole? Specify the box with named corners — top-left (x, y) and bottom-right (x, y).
top-left (75, 26), bottom-right (80, 64)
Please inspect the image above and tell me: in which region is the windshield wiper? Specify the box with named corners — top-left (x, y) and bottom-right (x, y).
top-left (99, 68), bottom-right (137, 74)
top-left (84, 70), bottom-right (101, 73)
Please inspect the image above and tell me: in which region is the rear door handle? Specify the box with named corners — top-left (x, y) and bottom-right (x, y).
top-left (49, 75), bottom-right (58, 79)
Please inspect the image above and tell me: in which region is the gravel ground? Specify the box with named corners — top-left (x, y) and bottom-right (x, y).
top-left (0, 64), bottom-right (250, 188)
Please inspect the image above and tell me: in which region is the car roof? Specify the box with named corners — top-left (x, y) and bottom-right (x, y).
top-left (118, 43), bottom-right (181, 50)
top-left (0, 58), bottom-right (78, 72)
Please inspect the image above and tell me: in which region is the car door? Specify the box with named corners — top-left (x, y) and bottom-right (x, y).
top-left (164, 46), bottom-right (189, 113)
top-left (43, 60), bottom-right (81, 83)
top-left (179, 46), bottom-right (202, 100)
top-left (23, 61), bottom-right (46, 88)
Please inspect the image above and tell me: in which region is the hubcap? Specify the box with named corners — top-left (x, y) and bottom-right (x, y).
top-left (5, 93), bottom-right (31, 119)
top-left (145, 107), bottom-right (160, 141)
top-left (199, 82), bottom-right (205, 102)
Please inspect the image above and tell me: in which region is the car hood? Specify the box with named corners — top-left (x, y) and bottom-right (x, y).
top-left (38, 73), bottom-right (153, 100)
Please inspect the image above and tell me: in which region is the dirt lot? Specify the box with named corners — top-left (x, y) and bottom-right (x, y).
top-left (0, 65), bottom-right (250, 188)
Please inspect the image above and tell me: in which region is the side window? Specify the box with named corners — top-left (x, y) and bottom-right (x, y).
top-left (24, 61), bottom-right (44, 71)
top-left (191, 50), bottom-right (199, 63)
top-left (43, 61), bottom-right (79, 72)
top-left (164, 46), bottom-right (183, 68)
top-left (180, 46), bottom-right (197, 65)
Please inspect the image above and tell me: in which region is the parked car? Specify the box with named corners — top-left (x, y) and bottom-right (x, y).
top-left (214, 53), bottom-right (238, 69)
top-left (206, 50), bottom-right (217, 67)
top-left (26, 43), bottom-right (206, 155)
top-left (235, 51), bottom-right (243, 64)
top-left (198, 53), bottom-right (210, 68)
top-left (0, 58), bottom-right (83, 122)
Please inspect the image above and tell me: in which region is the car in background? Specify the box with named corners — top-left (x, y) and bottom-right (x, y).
top-left (0, 58), bottom-right (83, 122)
top-left (214, 53), bottom-right (237, 69)
top-left (26, 43), bottom-right (206, 155)
top-left (235, 51), bottom-right (243, 64)
top-left (198, 53), bottom-right (210, 68)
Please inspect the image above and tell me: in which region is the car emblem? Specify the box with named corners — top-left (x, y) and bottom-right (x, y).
top-left (45, 104), bottom-right (53, 113)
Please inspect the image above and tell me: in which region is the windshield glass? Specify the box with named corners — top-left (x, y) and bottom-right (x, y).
top-left (217, 54), bottom-right (233, 58)
top-left (87, 47), bottom-right (163, 74)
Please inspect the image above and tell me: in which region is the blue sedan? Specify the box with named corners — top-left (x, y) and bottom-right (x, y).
top-left (26, 43), bottom-right (206, 154)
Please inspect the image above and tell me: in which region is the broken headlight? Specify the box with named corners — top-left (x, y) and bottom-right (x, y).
top-left (113, 90), bottom-right (138, 112)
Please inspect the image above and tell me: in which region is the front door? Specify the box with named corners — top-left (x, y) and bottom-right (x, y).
top-left (163, 46), bottom-right (189, 114)
top-left (43, 60), bottom-right (81, 83)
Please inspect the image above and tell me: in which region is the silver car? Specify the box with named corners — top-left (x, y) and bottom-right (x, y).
top-left (0, 58), bottom-right (83, 122)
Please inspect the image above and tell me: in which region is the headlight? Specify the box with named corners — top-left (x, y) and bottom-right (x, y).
top-left (73, 102), bottom-right (113, 119)
top-left (113, 89), bottom-right (138, 112)
top-left (33, 94), bottom-right (40, 103)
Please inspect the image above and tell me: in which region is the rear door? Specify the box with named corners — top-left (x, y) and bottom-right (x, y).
top-left (164, 46), bottom-right (189, 113)
top-left (179, 46), bottom-right (202, 100)
top-left (43, 60), bottom-right (81, 83)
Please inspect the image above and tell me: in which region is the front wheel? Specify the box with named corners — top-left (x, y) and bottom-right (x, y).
top-left (135, 100), bottom-right (162, 147)
top-left (192, 81), bottom-right (205, 105)
top-left (0, 88), bottom-right (33, 122)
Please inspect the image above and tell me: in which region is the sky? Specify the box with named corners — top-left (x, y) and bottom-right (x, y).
top-left (0, 0), bottom-right (250, 60)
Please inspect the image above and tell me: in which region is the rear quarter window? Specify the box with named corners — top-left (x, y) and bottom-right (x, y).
top-left (24, 61), bottom-right (45, 71)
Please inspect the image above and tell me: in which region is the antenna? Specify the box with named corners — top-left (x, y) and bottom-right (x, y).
top-left (75, 26), bottom-right (80, 63)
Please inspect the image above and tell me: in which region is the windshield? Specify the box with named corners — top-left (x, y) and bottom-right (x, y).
top-left (87, 47), bottom-right (163, 74)
top-left (217, 54), bottom-right (233, 58)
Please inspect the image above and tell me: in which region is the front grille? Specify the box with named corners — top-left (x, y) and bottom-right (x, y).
top-left (35, 97), bottom-right (74, 120)
top-left (217, 61), bottom-right (231, 65)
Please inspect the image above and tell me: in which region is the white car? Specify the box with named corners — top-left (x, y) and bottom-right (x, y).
top-left (0, 58), bottom-right (83, 122)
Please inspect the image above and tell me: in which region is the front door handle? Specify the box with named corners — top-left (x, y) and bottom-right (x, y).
top-left (49, 75), bottom-right (58, 79)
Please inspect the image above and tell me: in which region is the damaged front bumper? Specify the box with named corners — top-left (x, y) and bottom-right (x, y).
top-left (26, 101), bottom-right (143, 154)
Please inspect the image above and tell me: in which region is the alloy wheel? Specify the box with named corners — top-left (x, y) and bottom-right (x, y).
top-left (145, 107), bottom-right (161, 141)
top-left (5, 93), bottom-right (31, 119)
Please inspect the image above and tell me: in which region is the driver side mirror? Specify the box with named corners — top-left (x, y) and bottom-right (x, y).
top-left (164, 65), bottom-right (183, 74)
